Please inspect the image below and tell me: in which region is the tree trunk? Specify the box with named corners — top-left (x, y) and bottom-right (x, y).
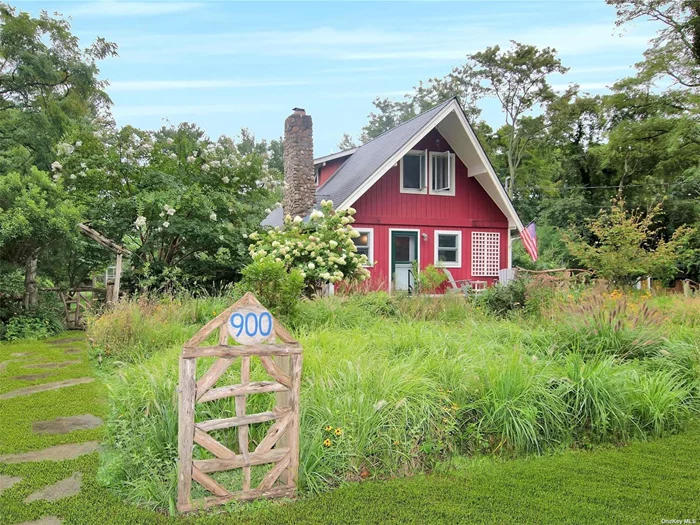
top-left (23, 252), bottom-right (38, 310)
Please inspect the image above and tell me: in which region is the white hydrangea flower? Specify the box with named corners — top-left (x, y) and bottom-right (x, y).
top-left (209, 211), bottom-right (217, 221)
top-left (75, 141), bottom-right (82, 147)
top-left (308, 262), bottom-right (315, 269)
top-left (293, 216), bottom-right (303, 224)
top-left (169, 153), bottom-right (177, 160)
top-left (162, 221), bottom-right (170, 228)
top-left (309, 210), bottom-right (324, 220)
top-left (167, 207), bottom-right (176, 216)
top-left (51, 161), bottom-right (62, 171)
top-left (187, 156), bottom-right (196, 164)
top-left (52, 174), bottom-right (60, 181)
top-left (201, 163), bottom-right (210, 172)
top-left (166, 138), bottom-right (174, 145)
top-left (222, 176), bottom-right (229, 184)
top-left (209, 160), bottom-right (221, 168)
top-left (56, 143), bottom-right (73, 156)
top-left (134, 216), bottom-right (147, 228)
top-left (69, 174), bottom-right (77, 180)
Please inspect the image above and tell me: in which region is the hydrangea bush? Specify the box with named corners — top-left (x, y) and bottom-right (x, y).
top-left (247, 200), bottom-right (371, 293)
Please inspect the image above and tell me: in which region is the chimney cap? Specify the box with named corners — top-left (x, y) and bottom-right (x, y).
top-left (292, 107), bottom-right (306, 115)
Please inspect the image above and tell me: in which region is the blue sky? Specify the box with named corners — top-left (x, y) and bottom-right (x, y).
top-left (16, 1), bottom-right (655, 155)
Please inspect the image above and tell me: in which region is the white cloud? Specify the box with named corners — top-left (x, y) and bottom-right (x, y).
top-left (108, 79), bottom-right (312, 92)
top-left (72, 1), bottom-right (203, 17)
top-left (112, 103), bottom-right (280, 118)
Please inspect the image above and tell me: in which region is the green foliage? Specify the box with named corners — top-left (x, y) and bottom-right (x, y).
top-left (248, 201), bottom-right (370, 295)
top-left (1, 338), bottom-right (700, 524)
top-left (0, 308), bottom-right (63, 341)
top-left (56, 122), bottom-right (280, 290)
top-left (92, 292), bottom-right (700, 510)
top-left (235, 258), bottom-right (304, 317)
top-left (563, 198), bottom-right (695, 285)
top-left (476, 279), bottom-right (527, 317)
top-left (413, 263), bottom-right (447, 294)
top-left (0, 4), bottom-right (117, 172)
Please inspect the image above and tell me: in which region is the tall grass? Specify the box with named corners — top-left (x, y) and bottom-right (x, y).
top-left (91, 292), bottom-right (700, 511)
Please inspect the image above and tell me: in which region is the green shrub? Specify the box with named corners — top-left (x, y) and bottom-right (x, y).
top-left (476, 279), bottom-right (527, 317)
top-left (0, 308), bottom-right (64, 341)
top-left (413, 263), bottom-right (448, 294)
top-left (234, 258), bottom-right (304, 317)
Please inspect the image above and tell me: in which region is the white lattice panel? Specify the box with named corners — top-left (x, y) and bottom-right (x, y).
top-left (471, 232), bottom-right (500, 277)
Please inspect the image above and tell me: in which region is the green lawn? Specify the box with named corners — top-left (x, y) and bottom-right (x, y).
top-left (1, 334), bottom-right (699, 525)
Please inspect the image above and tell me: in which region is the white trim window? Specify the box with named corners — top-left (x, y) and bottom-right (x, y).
top-left (314, 165), bottom-right (321, 185)
top-left (400, 150), bottom-right (427, 194)
top-left (434, 230), bottom-right (461, 267)
top-left (353, 228), bottom-right (374, 267)
top-left (471, 231), bottom-right (500, 276)
top-left (430, 151), bottom-right (455, 196)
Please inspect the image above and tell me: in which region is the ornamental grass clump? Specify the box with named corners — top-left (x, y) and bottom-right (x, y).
top-left (247, 200), bottom-right (371, 296)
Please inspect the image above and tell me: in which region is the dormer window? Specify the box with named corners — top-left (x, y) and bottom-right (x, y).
top-left (400, 150), bottom-right (427, 194)
top-left (430, 152), bottom-right (455, 196)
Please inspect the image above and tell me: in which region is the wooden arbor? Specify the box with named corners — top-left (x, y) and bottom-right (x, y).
top-left (78, 223), bottom-right (131, 303)
top-left (177, 293), bottom-right (302, 512)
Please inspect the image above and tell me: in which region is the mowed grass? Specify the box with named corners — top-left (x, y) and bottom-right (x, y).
top-left (1, 333), bottom-right (700, 524)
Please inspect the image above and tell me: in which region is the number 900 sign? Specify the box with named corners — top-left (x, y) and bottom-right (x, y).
top-left (227, 306), bottom-right (274, 345)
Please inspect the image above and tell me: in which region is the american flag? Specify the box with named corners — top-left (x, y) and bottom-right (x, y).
top-left (520, 222), bottom-right (538, 262)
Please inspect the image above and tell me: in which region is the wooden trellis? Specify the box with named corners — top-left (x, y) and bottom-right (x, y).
top-left (177, 292), bottom-right (302, 512)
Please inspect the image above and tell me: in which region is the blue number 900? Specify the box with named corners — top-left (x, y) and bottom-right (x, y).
top-left (229, 311), bottom-right (273, 339)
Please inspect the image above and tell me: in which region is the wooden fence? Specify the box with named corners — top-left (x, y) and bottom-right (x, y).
top-left (177, 293), bottom-right (302, 512)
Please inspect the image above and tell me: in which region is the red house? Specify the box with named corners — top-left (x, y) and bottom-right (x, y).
top-left (264, 98), bottom-right (525, 293)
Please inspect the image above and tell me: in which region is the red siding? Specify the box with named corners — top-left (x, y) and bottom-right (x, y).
top-left (317, 157), bottom-right (348, 187)
top-left (351, 129), bottom-right (510, 291)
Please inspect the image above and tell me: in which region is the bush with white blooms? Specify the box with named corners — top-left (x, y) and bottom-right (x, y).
top-left (247, 200), bottom-right (371, 290)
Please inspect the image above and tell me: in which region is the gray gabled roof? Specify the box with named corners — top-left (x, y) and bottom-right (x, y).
top-left (315, 98), bottom-right (453, 207)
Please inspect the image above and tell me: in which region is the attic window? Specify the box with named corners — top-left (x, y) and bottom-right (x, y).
top-left (400, 150), bottom-right (427, 194)
top-left (430, 152), bottom-right (455, 196)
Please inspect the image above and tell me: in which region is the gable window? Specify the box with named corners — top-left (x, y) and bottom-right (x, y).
top-left (471, 231), bottom-right (500, 276)
top-left (430, 152), bottom-right (455, 196)
top-left (434, 230), bottom-right (461, 268)
top-left (352, 228), bottom-right (374, 267)
top-left (400, 150), bottom-right (427, 194)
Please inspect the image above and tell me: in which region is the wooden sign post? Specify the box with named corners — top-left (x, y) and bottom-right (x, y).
top-left (177, 292), bottom-right (302, 512)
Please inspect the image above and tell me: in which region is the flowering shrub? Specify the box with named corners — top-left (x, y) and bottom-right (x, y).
top-left (247, 200), bottom-right (371, 293)
top-left (51, 123), bottom-right (281, 288)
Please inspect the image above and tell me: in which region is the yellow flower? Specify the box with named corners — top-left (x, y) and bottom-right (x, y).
top-left (334, 428), bottom-right (343, 436)
top-left (324, 425), bottom-right (333, 432)
top-left (323, 438), bottom-right (332, 447)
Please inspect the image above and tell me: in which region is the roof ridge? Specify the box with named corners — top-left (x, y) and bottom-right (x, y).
top-left (356, 96), bottom-right (457, 148)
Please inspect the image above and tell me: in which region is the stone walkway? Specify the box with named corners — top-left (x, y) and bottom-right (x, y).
top-left (0, 336), bottom-right (103, 525)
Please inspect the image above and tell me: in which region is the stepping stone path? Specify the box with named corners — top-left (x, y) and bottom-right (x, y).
top-left (0, 377), bottom-right (94, 400)
top-left (0, 474), bottom-right (22, 494)
top-left (64, 349), bottom-right (82, 355)
top-left (23, 360), bottom-right (81, 370)
top-left (24, 472), bottom-right (82, 503)
top-left (0, 441), bottom-right (100, 463)
top-left (11, 352), bottom-right (30, 357)
top-left (12, 373), bottom-right (53, 381)
top-left (17, 518), bottom-right (62, 525)
top-left (0, 360), bottom-right (10, 372)
top-left (47, 337), bottom-right (83, 345)
top-left (33, 414), bottom-right (103, 435)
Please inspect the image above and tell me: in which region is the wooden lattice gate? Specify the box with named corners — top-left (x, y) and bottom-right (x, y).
top-left (177, 293), bottom-right (302, 512)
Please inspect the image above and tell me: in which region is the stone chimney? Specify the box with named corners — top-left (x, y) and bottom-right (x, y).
top-left (283, 107), bottom-right (315, 219)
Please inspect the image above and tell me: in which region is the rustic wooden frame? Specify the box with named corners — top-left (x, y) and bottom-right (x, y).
top-left (177, 292), bottom-right (302, 512)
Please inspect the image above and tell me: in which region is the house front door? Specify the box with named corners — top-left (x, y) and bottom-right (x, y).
top-left (391, 231), bottom-right (418, 292)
